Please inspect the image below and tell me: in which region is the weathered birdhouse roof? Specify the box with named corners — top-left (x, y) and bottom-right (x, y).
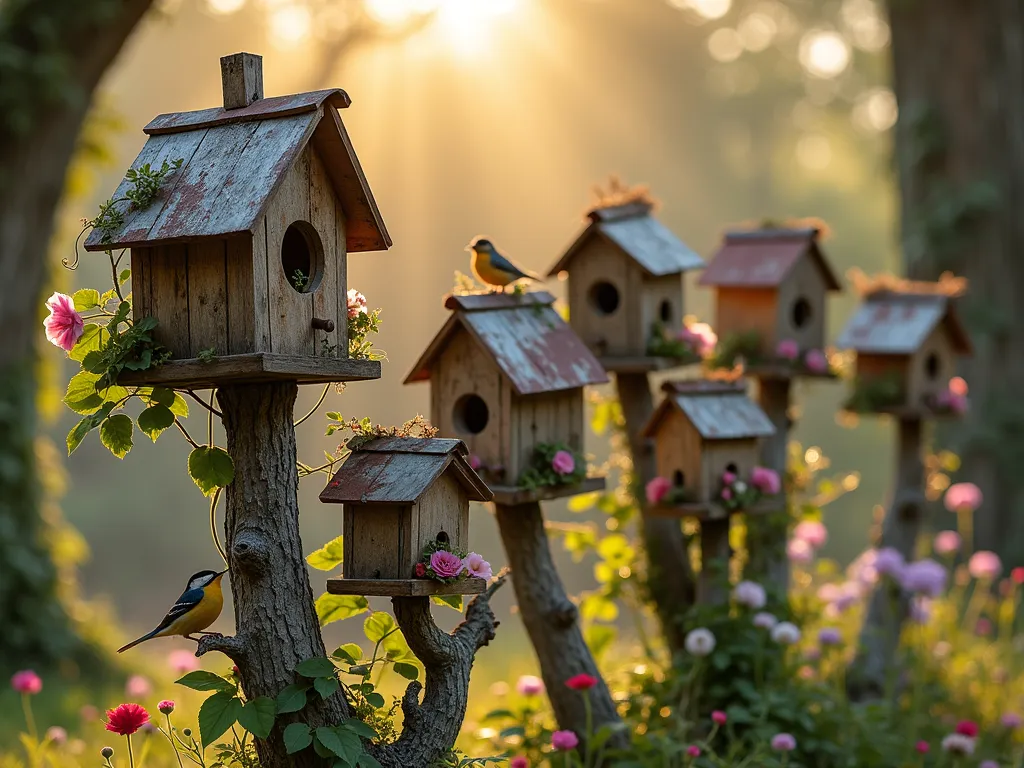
top-left (84, 88), bottom-right (390, 253)
top-left (404, 291), bottom-right (609, 395)
top-left (836, 291), bottom-right (973, 355)
top-left (641, 380), bottom-right (775, 440)
top-left (319, 437), bottom-right (492, 505)
top-left (547, 201), bottom-right (705, 278)
top-left (697, 227), bottom-right (841, 291)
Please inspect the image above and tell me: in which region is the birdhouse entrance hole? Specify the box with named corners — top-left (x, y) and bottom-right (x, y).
top-left (659, 300), bottom-right (673, 323)
top-left (588, 281), bottom-right (620, 315)
top-left (436, 531), bottom-right (450, 544)
top-left (673, 470), bottom-right (685, 487)
top-left (791, 297), bottom-right (812, 329)
top-left (281, 221), bottom-right (325, 294)
top-left (725, 462), bottom-right (738, 475)
top-left (925, 352), bottom-right (941, 380)
top-left (453, 394), bottom-right (489, 435)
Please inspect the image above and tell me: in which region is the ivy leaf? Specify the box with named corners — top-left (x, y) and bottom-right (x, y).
top-left (331, 643), bottom-right (363, 664)
top-left (316, 593), bottom-right (368, 627)
top-left (69, 323), bottom-right (103, 363)
top-left (314, 676), bottom-right (340, 700)
top-left (362, 612), bottom-right (397, 644)
top-left (364, 692), bottom-right (385, 709)
top-left (188, 446), bottom-right (234, 496)
top-left (315, 727), bottom-right (360, 760)
top-left (283, 723), bottom-right (313, 754)
top-left (63, 371), bottom-right (104, 414)
top-left (198, 692), bottom-right (243, 748)
top-left (99, 414), bottom-right (133, 458)
top-left (275, 684), bottom-right (308, 714)
top-left (430, 594), bottom-right (463, 612)
top-left (175, 671), bottom-right (237, 694)
top-left (295, 656), bottom-right (336, 679)
top-left (307, 536), bottom-right (345, 570)
top-left (73, 288), bottom-right (101, 311)
top-left (138, 405), bottom-right (175, 441)
top-left (393, 662), bottom-right (419, 681)
top-left (66, 403), bottom-right (114, 455)
top-left (237, 697), bottom-right (276, 739)
top-left (341, 719), bottom-right (378, 741)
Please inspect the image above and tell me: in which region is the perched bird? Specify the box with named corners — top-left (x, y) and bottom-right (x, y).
top-left (117, 569), bottom-right (227, 653)
top-left (466, 237), bottom-right (538, 291)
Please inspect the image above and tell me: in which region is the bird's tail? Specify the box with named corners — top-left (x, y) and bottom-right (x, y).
top-left (117, 628), bottom-right (159, 654)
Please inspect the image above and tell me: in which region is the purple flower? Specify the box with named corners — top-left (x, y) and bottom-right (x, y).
top-left (909, 597), bottom-right (932, 624)
top-left (969, 550), bottom-right (1002, 580)
top-left (462, 552), bottom-right (492, 580)
top-left (551, 450), bottom-right (576, 475)
top-left (429, 550), bottom-right (464, 579)
top-left (753, 612), bottom-right (778, 629)
top-left (875, 547), bottom-right (905, 579)
top-left (804, 349), bottom-right (829, 373)
top-left (1001, 712), bottom-right (1022, 729)
top-left (934, 530), bottom-right (962, 555)
top-left (771, 733), bottom-right (797, 752)
top-left (776, 339), bottom-right (799, 360)
top-left (900, 558), bottom-right (948, 597)
top-left (751, 466), bottom-right (781, 495)
top-left (817, 627), bottom-right (842, 646)
top-left (732, 580), bottom-right (767, 609)
top-left (794, 520), bottom-right (827, 549)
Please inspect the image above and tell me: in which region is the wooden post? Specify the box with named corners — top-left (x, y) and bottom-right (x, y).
top-left (493, 502), bottom-right (629, 752)
top-left (745, 376), bottom-right (792, 590)
top-left (221, 52), bottom-right (264, 109)
top-left (850, 416), bottom-right (924, 700)
top-left (698, 519), bottom-right (731, 606)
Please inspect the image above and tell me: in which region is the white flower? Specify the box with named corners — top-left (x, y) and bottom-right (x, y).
top-left (733, 481), bottom-right (748, 494)
top-left (770, 621), bottom-right (801, 645)
top-left (732, 580), bottom-right (767, 610)
top-left (684, 628), bottom-right (716, 657)
top-left (753, 612), bottom-right (778, 629)
top-left (941, 734), bottom-right (975, 756)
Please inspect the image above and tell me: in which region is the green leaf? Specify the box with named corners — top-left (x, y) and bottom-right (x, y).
top-left (65, 402), bottom-right (114, 455)
top-left (430, 594), bottom-right (463, 611)
top-left (283, 723), bottom-right (313, 754)
top-left (237, 697), bottom-right (276, 739)
top-left (314, 676), bottom-right (340, 700)
top-left (198, 691), bottom-right (243, 748)
top-left (63, 371), bottom-right (104, 414)
top-left (188, 446), bottom-right (235, 496)
top-left (72, 288), bottom-right (101, 311)
top-left (69, 323), bottom-right (103, 362)
top-left (363, 612), bottom-right (397, 644)
top-left (315, 726), bottom-right (360, 760)
top-left (119, 268), bottom-right (132, 284)
top-left (393, 662), bottom-right (419, 681)
top-left (357, 755), bottom-right (384, 768)
top-left (138, 405), bottom-right (175, 441)
top-left (175, 671), bottom-right (237, 694)
top-left (165, 391), bottom-right (189, 417)
top-left (364, 692), bottom-right (385, 709)
top-left (149, 387), bottom-right (176, 407)
top-left (341, 720), bottom-right (378, 741)
top-left (313, 737), bottom-right (335, 759)
top-left (307, 536), bottom-right (345, 570)
top-left (296, 656), bottom-right (337, 679)
top-left (331, 643), bottom-right (363, 664)
top-left (99, 414), bottom-right (133, 458)
top-left (316, 593), bottom-right (368, 627)
top-left (275, 683), bottom-right (308, 714)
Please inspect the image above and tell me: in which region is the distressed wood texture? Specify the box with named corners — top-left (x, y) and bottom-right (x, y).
top-left (310, 144), bottom-right (342, 357)
top-left (327, 578), bottom-right (487, 597)
top-left (149, 244), bottom-right (191, 358)
top-left (775, 253), bottom-right (830, 351)
top-left (343, 504), bottom-right (409, 579)
top-left (711, 287), bottom-right (778, 357)
top-left (220, 52), bottom-right (264, 110)
top-left (413, 475), bottom-right (470, 565)
top-left (507, 390), bottom-right (584, 481)
top-left (335, 202), bottom-right (349, 356)
top-left (640, 273), bottom-right (686, 340)
top-left (699, 519), bottom-right (731, 606)
top-left (488, 476), bottom-right (605, 506)
top-left (652, 408), bottom-right (704, 499)
top-left (144, 89), bottom-right (349, 135)
top-left (563, 235), bottom-right (641, 357)
top-left (494, 502), bottom-right (630, 752)
top-left (225, 235), bottom-right (258, 354)
top-left (117, 353), bottom-right (380, 389)
top-left (186, 240), bottom-right (229, 356)
top-left (129, 247), bottom-right (152, 320)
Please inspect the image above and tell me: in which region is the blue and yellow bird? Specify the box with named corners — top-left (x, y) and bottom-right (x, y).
top-left (117, 569), bottom-right (227, 653)
top-left (466, 237), bottom-right (539, 292)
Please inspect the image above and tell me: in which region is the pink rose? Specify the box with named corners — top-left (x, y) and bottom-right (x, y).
top-left (551, 730), bottom-right (579, 751)
top-left (720, 487), bottom-right (733, 500)
top-left (516, 675), bottom-right (544, 696)
top-left (721, 471), bottom-right (737, 484)
top-left (414, 562), bottom-right (427, 578)
top-left (11, 670), bottom-right (42, 695)
top-left (43, 292), bottom-right (85, 352)
top-left (346, 289), bottom-right (368, 319)
top-left (794, 520), bottom-right (827, 549)
top-left (646, 476), bottom-right (671, 504)
top-left (934, 530), bottom-right (961, 555)
top-left (969, 550), bottom-right (1002, 581)
top-left (677, 322), bottom-right (718, 356)
top-left (429, 550), bottom-right (464, 579)
top-left (776, 339), bottom-right (799, 360)
top-left (551, 450), bottom-right (575, 475)
top-left (462, 552), bottom-right (492, 580)
top-left (468, 454), bottom-right (482, 470)
top-left (751, 466), bottom-right (781, 495)
top-left (804, 348), bottom-right (828, 373)
top-left (944, 482), bottom-right (982, 512)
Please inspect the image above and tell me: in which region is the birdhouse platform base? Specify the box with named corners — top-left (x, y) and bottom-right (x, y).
top-left (118, 353), bottom-right (381, 389)
top-left (744, 363), bottom-right (838, 382)
top-left (646, 497), bottom-right (785, 521)
top-left (598, 356), bottom-right (697, 374)
top-left (489, 476), bottom-right (606, 506)
top-left (326, 577), bottom-right (487, 597)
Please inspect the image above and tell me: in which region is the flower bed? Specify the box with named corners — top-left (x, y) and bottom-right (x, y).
top-left (645, 466), bottom-right (782, 512)
top-left (414, 538), bottom-right (492, 583)
top-left (517, 443), bottom-right (587, 490)
top-left (707, 332), bottom-right (835, 376)
top-left (645, 320), bottom-right (716, 364)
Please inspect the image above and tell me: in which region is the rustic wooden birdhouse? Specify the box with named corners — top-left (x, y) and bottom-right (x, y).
top-left (698, 227), bottom-right (841, 373)
top-left (545, 201), bottom-right (706, 370)
top-left (319, 437), bottom-right (492, 596)
top-left (641, 380), bottom-right (778, 518)
top-left (836, 289), bottom-right (972, 416)
top-left (83, 52), bottom-right (390, 389)
top-left (405, 291), bottom-right (609, 505)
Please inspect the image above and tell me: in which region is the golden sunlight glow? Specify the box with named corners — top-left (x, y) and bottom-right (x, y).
top-left (799, 30), bottom-right (851, 79)
top-left (205, 0), bottom-right (246, 14)
top-left (365, 0), bottom-right (518, 54)
top-left (707, 28), bottom-right (743, 62)
top-left (841, 0), bottom-right (890, 52)
top-left (364, 0), bottom-right (436, 26)
top-left (796, 134), bottom-right (832, 170)
top-left (853, 87), bottom-right (897, 133)
top-left (269, 4), bottom-right (312, 48)
top-left (738, 12), bottom-right (776, 52)
top-left (671, 0), bottom-right (733, 21)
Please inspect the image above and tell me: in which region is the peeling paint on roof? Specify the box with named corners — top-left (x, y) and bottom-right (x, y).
top-left (836, 292), bottom-right (972, 355)
top-left (698, 227), bottom-right (841, 290)
top-left (143, 89), bottom-right (350, 135)
top-left (405, 291), bottom-right (609, 395)
top-left (643, 379), bottom-right (775, 440)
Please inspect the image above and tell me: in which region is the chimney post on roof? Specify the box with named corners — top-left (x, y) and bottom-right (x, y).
top-left (220, 52), bottom-right (263, 110)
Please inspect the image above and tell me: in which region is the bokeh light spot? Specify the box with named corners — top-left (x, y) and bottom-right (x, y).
top-left (269, 4), bottom-right (312, 48)
top-left (738, 12), bottom-right (776, 52)
top-left (671, 0), bottom-right (732, 21)
top-left (799, 30), bottom-right (851, 78)
top-left (708, 28), bottom-right (743, 62)
top-left (796, 134), bottom-right (832, 170)
top-left (853, 88), bottom-right (898, 132)
top-left (205, 0), bottom-right (245, 14)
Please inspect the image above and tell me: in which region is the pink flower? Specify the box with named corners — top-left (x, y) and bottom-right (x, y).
top-left (900, 559), bottom-right (947, 597)
top-left (80, 705), bottom-right (99, 722)
top-left (346, 289), bottom-right (368, 318)
top-left (776, 339), bottom-right (799, 360)
top-left (721, 471), bottom-right (737, 484)
top-left (168, 649), bottom-right (200, 675)
top-left (969, 550), bottom-right (1002, 580)
top-left (462, 552), bottom-right (492, 580)
top-left (414, 562), bottom-right (427, 578)
top-left (551, 730), bottom-right (579, 751)
top-left (976, 617), bottom-right (993, 636)
top-left (105, 703), bottom-right (150, 736)
top-left (980, 762), bottom-right (1000, 768)
top-left (686, 745), bottom-right (701, 757)
top-left (751, 466), bottom-right (782, 495)
top-left (1002, 712), bottom-right (1021, 729)
top-left (956, 721), bottom-right (979, 737)
top-left (712, 710), bottom-right (727, 725)
top-left (565, 674), bottom-right (598, 691)
top-left (11, 670), bottom-right (42, 695)
top-left (915, 740), bottom-right (930, 754)
top-left (429, 550), bottom-right (464, 579)
top-left (720, 487), bottom-right (733, 501)
top-left (510, 758), bottom-right (529, 768)
top-left (468, 454), bottom-right (482, 471)
top-left (936, 389), bottom-right (968, 414)
top-left (646, 476), bottom-right (671, 504)
top-left (43, 292), bottom-right (85, 352)
top-left (125, 675), bottom-right (152, 698)
top-left (794, 520), bottom-right (827, 549)
top-left (516, 675), bottom-right (544, 696)
top-left (771, 733), bottom-right (797, 751)
top-left (941, 733), bottom-right (975, 756)
top-left (45, 726), bottom-right (67, 745)
top-left (551, 450), bottom-right (575, 475)
top-left (158, 700), bottom-right (175, 714)
top-left (804, 348), bottom-right (828, 373)
top-left (677, 323), bottom-right (718, 356)
top-left (787, 538), bottom-right (813, 564)
top-left (934, 530), bottom-right (961, 555)
top-left (945, 482), bottom-right (983, 512)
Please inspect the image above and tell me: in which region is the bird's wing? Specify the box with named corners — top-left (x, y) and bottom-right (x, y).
top-left (489, 250), bottom-right (532, 280)
top-left (152, 587), bottom-right (205, 633)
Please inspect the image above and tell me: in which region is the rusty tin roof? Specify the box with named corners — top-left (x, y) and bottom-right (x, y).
top-left (642, 379), bottom-right (775, 440)
top-left (404, 291), bottom-right (609, 395)
top-left (84, 89), bottom-right (389, 253)
top-left (547, 202), bottom-right (705, 278)
top-left (319, 437), bottom-right (492, 505)
top-left (836, 291), bottom-right (972, 355)
top-left (698, 227), bottom-right (841, 290)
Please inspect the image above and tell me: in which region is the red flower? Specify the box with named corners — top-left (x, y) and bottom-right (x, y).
top-left (712, 710), bottom-right (727, 725)
top-left (955, 720), bottom-right (978, 737)
top-left (1013, 567), bottom-right (1024, 584)
top-left (105, 703), bottom-right (150, 736)
top-left (414, 563), bottom-right (427, 578)
top-left (565, 674), bottom-right (598, 691)
top-left (915, 741), bottom-right (930, 754)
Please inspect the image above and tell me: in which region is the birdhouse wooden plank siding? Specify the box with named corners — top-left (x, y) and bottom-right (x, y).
top-left (546, 201), bottom-right (705, 366)
top-left (319, 438), bottom-right (492, 596)
top-left (405, 292), bottom-right (609, 501)
top-left (699, 227), bottom-right (841, 362)
top-left (84, 53), bottom-right (390, 389)
top-left (837, 290), bottom-right (972, 414)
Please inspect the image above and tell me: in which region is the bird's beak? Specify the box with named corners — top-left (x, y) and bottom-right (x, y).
top-left (217, 569), bottom-right (229, 577)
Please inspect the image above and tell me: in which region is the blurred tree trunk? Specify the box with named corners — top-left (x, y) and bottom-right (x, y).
top-left (0, 0), bottom-right (154, 668)
top-left (888, 1), bottom-right (1024, 564)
